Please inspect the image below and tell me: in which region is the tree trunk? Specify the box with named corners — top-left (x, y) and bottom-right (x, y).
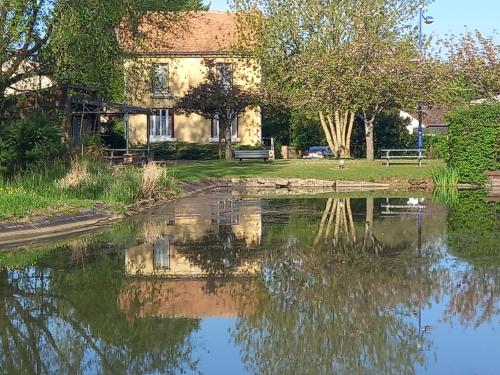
top-left (223, 120), bottom-right (233, 160)
top-left (364, 116), bottom-right (375, 161)
top-left (218, 136), bottom-right (223, 159)
top-left (319, 109), bottom-right (355, 158)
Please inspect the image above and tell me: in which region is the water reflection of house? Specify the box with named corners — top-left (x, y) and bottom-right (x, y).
top-left (125, 197), bottom-right (263, 277)
top-left (119, 196), bottom-right (263, 318)
top-left (118, 279), bottom-right (255, 319)
top-left (125, 238), bottom-right (259, 277)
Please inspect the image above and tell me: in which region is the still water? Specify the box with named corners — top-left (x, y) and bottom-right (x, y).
top-left (0, 190), bottom-right (499, 375)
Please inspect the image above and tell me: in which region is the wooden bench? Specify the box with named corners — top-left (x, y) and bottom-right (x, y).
top-left (234, 150), bottom-right (270, 162)
top-left (381, 149), bottom-right (428, 167)
top-left (103, 149), bottom-right (150, 165)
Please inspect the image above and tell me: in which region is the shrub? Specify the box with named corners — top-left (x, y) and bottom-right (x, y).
top-left (426, 134), bottom-right (449, 160)
top-left (0, 113), bottom-right (65, 175)
top-left (446, 103), bottom-right (500, 184)
top-left (150, 142), bottom-right (219, 160)
top-left (233, 143), bottom-right (265, 150)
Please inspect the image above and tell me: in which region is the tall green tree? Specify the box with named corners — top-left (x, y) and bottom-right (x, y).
top-left (232, 0), bottom-right (426, 158)
top-left (0, 0), bottom-right (208, 116)
top-left (443, 30), bottom-right (500, 102)
top-left (0, 0), bottom-right (52, 115)
top-left (48, 0), bottom-right (208, 101)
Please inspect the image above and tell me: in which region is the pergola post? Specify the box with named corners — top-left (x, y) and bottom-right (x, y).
top-left (146, 111), bottom-right (151, 162)
top-left (124, 112), bottom-right (129, 154)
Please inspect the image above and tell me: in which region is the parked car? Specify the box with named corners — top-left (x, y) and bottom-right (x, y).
top-left (303, 146), bottom-right (334, 159)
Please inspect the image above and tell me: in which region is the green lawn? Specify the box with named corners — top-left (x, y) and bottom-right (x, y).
top-left (171, 159), bottom-right (445, 182)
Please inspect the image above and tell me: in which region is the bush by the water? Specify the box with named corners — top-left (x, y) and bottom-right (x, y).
top-left (447, 103), bottom-right (500, 184)
top-left (0, 113), bottom-right (65, 175)
top-left (0, 160), bottom-right (175, 220)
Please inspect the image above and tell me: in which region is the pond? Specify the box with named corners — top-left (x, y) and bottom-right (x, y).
top-left (0, 189), bottom-right (499, 374)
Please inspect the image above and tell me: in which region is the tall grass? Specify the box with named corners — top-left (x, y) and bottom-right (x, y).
top-left (432, 167), bottom-right (459, 188)
top-left (0, 159), bottom-right (176, 220)
top-left (432, 187), bottom-right (460, 208)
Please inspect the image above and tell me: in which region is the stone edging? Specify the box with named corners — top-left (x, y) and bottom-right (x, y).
top-left (223, 177), bottom-right (389, 190)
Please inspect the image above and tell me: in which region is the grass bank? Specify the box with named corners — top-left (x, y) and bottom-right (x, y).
top-left (171, 159), bottom-right (445, 183)
top-left (0, 160), bottom-right (175, 221)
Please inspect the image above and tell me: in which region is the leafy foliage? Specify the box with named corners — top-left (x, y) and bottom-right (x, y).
top-left (426, 134), bottom-right (449, 160)
top-left (0, 1), bottom-right (51, 113)
top-left (0, 113), bottom-right (65, 175)
top-left (444, 30), bottom-right (500, 101)
top-left (48, 0), bottom-right (208, 101)
top-left (446, 103), bottom-right (500, 184)
top-left (290, 112), bottom-right (325, 151)
top-left (350, 110), bottom-right (415, 158)
top-left (233, 0), bottom-right (442, 159)
top-left (150, 142), bottom-right (220, 160)
top-left (175, 60), bottom-right (259, 159)
top-left (448, 190), bottom-right (500, 264)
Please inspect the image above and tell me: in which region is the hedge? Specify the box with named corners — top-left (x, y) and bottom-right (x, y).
top-left (149, 142), bottom-right (265, 160)
top-left (426, 134), bottom-right (448, 160)
top-left (446, 103), bottom-right (500, 184)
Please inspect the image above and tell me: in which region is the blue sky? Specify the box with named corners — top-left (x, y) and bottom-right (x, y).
top-left (208, 0), bottom-right (499, 41)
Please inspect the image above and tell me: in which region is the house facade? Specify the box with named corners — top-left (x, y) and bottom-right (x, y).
top-left (121, 12), bottom-right (262, 146)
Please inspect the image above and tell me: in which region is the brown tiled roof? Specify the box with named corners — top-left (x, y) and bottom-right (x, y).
top-left (118, 11), bottom-right (240, 54)
top-left (410, 106), bottom-right (448, 126)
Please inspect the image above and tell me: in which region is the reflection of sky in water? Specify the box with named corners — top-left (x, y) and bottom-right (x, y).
top-left (190, 318), bottom-right (249, 375)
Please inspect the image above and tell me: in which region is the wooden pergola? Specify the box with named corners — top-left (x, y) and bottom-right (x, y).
top-left (69, 93), bottom-right (153, 155)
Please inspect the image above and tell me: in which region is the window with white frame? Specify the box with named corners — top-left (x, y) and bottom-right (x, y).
top-left (150, 109), bottom-right (174, 141)
top-left (211, 114), bottom-right (238, 140)
top-left (151, 63), bottom-right (169, 96)
top-left (153, 237), bottom-right (170, 270)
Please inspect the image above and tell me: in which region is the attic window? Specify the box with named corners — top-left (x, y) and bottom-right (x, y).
top-left (152, 63), bottom-right (169, 97)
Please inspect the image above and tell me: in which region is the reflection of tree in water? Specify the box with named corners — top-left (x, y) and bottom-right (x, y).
top-left (234, 250), bottom-right (441, 374)
top-left (232, 197), bottom-right (444, 375)
top-left (0, 229), bottom-right (200, 374)
top-left (232, 196), bottom-right (500, 374)
top-left (175, 225), bottom-right (262, 291)
top-left (314, 198), bottom-right (383, 254)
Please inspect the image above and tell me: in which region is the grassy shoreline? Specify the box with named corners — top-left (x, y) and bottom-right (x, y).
top-left (0, 160), bottom-right (176, 222)
top-left (1, 159), bottom-right (444, 222)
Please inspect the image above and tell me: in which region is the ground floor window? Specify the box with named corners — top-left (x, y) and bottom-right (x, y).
top-left (150, 108), bottom-right (174, 141)
top-left (153, 237), bottom-right (170, 270)
top-left (211, 114), bottom-right (238, 140)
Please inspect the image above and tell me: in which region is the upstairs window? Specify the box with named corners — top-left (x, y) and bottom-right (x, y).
top-left (211, 114), bottom-right (238, 140)
top-left (215, 63), bottom-right (233, 89)
top-left (150, 109), bottom-right (174, 140)
top-left (152, 63), bottom-right (169, 96)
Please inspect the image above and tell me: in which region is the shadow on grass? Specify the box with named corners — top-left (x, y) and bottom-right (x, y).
top-left (170, 160), bottom-right (287, 181)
